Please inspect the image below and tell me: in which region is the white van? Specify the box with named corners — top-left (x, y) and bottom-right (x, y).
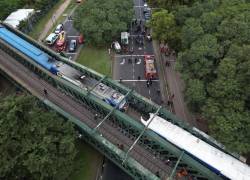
top-left (45, 33), bottom-right (58, 45)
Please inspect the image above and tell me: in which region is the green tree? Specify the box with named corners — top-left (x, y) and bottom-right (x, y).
top-left (0, 95), bottom-right (77, 179)
top-left (74, 0), bottom-right (133, 46)
top-left (150, 9), bottom-right (180, 48)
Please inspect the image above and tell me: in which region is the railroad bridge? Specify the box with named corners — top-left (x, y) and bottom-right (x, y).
top-left (0, 23), bottom-right (240, 180)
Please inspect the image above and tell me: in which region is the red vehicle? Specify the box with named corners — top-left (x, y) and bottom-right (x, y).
top-left (56, 31), bottom-right (67, 52)
top-left (78, 34), bottom-right (84, 44)
top-left (144, 55), bottom-right (157, 79)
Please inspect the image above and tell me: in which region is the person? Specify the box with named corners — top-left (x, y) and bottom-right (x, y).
top-left (149, 76), bottom-right (153, 85)
top-left (139, 19), bottom-right (142, 24)
top-left (43, 88), bottom-right (48, 95)
top-left (171, 94), bottom-right (175, 99)
top-left (157, 89), bottom-right (160, 94)
top-left (135, 19), bottom-right (137, 25)
top-left (94, 113), bottom-right (98, 120)
top-left (128, 58), bottom-right (132, 64)
top-left (165, 61), bottom-right (170, 67)
top-left (146, 80), bottom-right (150, 87)
top-left (119, 78), bottom-right (122, 82)
top-left (138, 76), bottom-right (141, 80)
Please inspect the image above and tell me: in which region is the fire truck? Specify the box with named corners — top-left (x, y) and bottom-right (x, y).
top-left (56, 31), bottom-right (67, 52)
top-left (144, 55), bottom-right (157, 79)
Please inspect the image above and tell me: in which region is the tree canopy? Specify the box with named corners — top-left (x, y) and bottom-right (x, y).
top-left (0, 95), bottom-right (77, 179)
top-left (73, 0), bottom-right (133, 46)
top-left (149, 0), bottom-right (250, 154)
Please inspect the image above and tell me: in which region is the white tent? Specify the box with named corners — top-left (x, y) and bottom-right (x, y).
top-left (4, 9), bottom-right (34, 28)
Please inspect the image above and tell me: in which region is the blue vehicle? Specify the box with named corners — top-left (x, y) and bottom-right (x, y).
top-left (92, 83), bottom-right (127, 110)
top-left (0, 26), bottom-right (58, 74)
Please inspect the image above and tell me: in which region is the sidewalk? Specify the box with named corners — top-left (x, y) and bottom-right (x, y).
top-left (153, 41), bottom-right (197, 127)
top-left (38, 0), bottom-right (71, 42)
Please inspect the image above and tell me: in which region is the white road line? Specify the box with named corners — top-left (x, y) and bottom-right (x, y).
top-left (115, 79), bottom-right (159, 82)
top-left (115, 55), bottom-right (151, 57)
top-left (66, 52), bottom-right (77, 55)
top-left (120, 58), bottom-right (125, 65)
top-left (67, 36), bottom-right (79, 38)
top-left (136, 58), bottom-right (141, 64)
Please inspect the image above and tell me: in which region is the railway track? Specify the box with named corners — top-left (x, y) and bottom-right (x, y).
top-left (0, 49), bottom-right (174, 179)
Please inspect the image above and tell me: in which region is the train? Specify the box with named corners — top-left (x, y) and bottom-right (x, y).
top-left (0, 25), bottom-right (127, 110)
top-left (141, 114), bottom-right (250, 180)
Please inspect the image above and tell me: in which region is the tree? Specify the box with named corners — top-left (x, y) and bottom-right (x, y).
top-left (0, 95), bottom-right (77, 179)
top-left (74, 0), bottom-right (133, 46)
top-left (150, 9), bottom-right (180, 48)
top-left (185, 79), bottom-right (206, 112)
top-left (181, 18), bottom-right (204, 48)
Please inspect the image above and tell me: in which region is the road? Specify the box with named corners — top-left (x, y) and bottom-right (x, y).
top-left (103, 0), bottom-right (162, 179)
top-left (112, 0), bottom-right (162, 105)
top-left (44, 5), bottom-right (82, 61)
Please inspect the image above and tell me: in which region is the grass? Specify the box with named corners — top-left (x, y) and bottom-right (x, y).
top-left (77, 47), bottom-right (112, 77)
top-left (71, 141), bottom-right (103, 180)
top-left (28, 0), bottom-right (66, 39)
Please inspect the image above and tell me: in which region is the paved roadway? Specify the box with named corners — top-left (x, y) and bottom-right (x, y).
top-left (113, 0), bottom-right (162, 105)
top-left (0, 47), bottom-right (174, 179)
top-left (46, 6), bottom-right (81, 61)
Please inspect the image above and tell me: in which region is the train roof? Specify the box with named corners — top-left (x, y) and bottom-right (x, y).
top-left (141, 114), bottom-right (250, 180)
top-left (0, 27), bottom-right (56, 72)
top-left (93, 83), bottom-right (124, 103)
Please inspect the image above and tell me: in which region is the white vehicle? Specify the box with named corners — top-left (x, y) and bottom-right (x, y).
top-left (141, 114), bottom-right (250, 180)
top-left (113, 41), bottom-right (121, 53)
top-left (45, 33), bottom-right (58, 45)
top-left (121, 32), bottom-right (129, 45)
top-left (54, 24), bottom-right (64, 34)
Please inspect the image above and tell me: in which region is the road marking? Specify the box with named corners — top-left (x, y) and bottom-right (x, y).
top-left (115, 54), bottom-right (154, 57)
top-left (115, 79), bottom-right (159, 82)
top-left (136, 58), bottom-right (141, 64)
top-left (66, 52), bottom-right (77, 55)
top-left (67, 35), bottom-right (79, 38)
top-left (120, 58), bottom-right (125, 65)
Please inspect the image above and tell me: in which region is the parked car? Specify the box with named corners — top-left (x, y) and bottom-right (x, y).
top-left (69, 39), bottom-right (77, 52)
top-left (55, 24), bottom-right (64, 34)
top-left (78, 34), bottom-right (84, 44)
top-left (45, 33), bottom-right (58, 45)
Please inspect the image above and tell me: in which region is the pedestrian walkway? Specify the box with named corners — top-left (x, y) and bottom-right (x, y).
top-left (153, 41), bottom-right (197, 127)
top-left (38, 0), bottom-right (71, 42)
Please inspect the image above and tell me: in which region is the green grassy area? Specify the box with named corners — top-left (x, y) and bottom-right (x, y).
top-left (71, 141), bottom-right (103, 180)
top-left (77, 47), bottom-right (112, 77)
top-left (28, 0), bottom-right (65, 39)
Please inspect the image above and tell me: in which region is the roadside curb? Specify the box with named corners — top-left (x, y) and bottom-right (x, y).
top-left (152, 40), bottom-right (169, 107)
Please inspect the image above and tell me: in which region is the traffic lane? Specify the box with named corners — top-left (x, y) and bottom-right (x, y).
top-left (63, 19), bottom-right (79, 37)
top-left (65, 36), bottom-right (78, 60)
top-left (122, 80), bottom-right (162, 104)
top-left (113, 56), bottom-right (134, 80)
